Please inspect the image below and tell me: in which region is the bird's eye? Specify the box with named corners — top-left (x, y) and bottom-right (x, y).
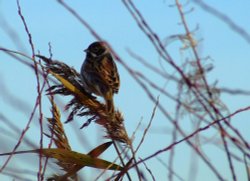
top-left (93, 47), bottom-right (99, 52)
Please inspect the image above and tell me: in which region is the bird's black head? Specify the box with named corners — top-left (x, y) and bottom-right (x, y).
top-left (85, 41), bottom-right (108, 58)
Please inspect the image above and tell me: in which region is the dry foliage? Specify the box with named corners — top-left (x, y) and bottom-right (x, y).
top-left (0, 0), bottom-right (250, 181)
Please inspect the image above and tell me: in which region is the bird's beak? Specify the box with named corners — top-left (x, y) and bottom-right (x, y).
top-left (84, 49), bottom-right (88, 53)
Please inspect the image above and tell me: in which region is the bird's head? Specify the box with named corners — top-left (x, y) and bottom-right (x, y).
top-left (84, 41), bottom-right (109, 58)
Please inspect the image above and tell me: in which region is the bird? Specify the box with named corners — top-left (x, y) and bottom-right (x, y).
top-left (80, 41), bottom-right (120, 114)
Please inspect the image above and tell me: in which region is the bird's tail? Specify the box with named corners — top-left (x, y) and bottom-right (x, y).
top-left (106, 96), bottom-right (115, 115)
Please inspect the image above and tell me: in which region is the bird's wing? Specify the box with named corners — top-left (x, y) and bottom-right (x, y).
top-left (98, 54), bottom-right (120, 94)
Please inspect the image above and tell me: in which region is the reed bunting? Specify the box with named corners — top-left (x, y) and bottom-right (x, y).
top-left (80, 41), bottom-right (120, 113)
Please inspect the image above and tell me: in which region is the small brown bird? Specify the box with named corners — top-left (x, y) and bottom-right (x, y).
top-left (80, 41), bottom-right (120, 113)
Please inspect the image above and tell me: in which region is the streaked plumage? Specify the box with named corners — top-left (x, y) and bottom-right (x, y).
top-left (80, 42), bottom-right (120, 113)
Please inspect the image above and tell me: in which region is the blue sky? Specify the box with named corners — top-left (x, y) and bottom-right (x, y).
top-left (1, 1), bottom-right (250, 180)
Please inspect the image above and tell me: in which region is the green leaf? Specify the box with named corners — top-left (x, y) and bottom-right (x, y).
top-left (0, 146), bottom-right (122, 171)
